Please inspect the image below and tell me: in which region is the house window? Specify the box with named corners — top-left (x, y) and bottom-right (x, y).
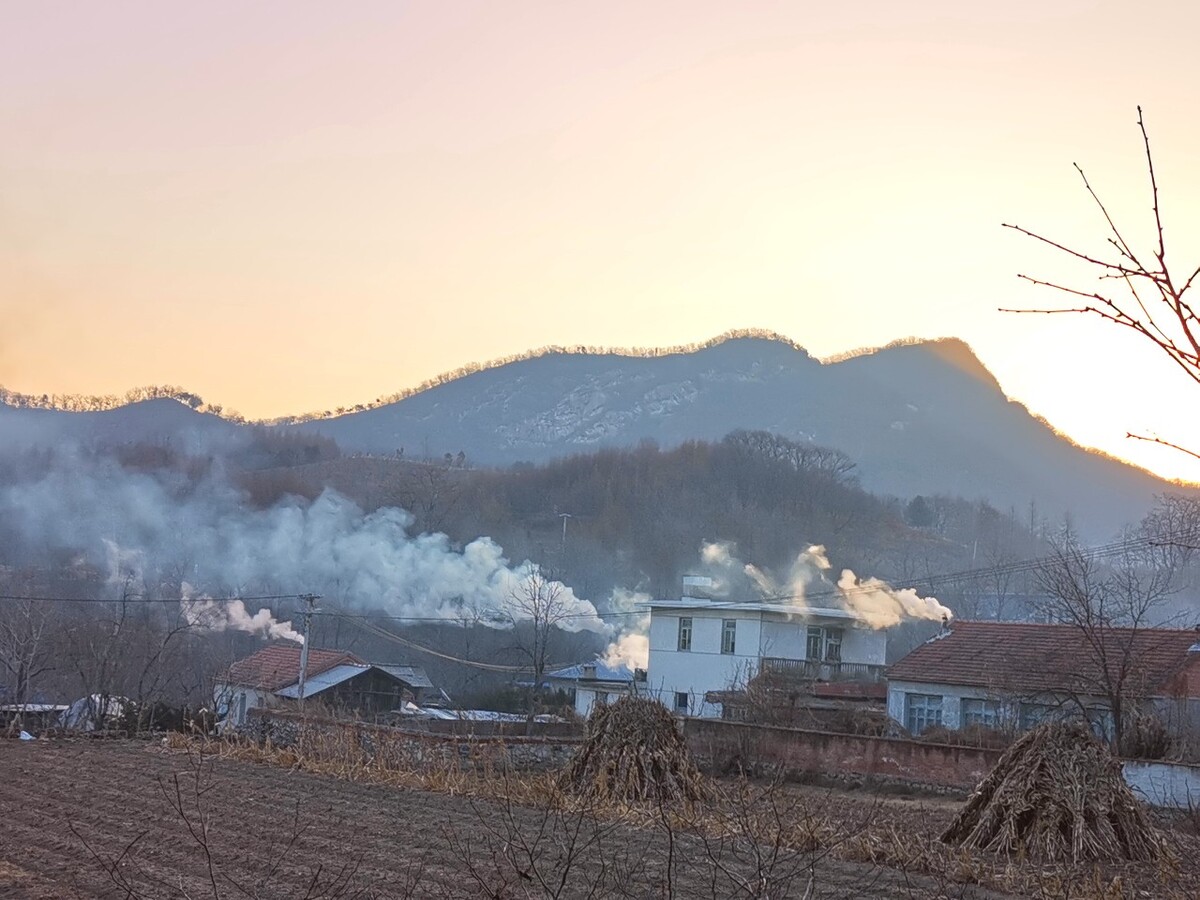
top-left (806, 626), bottom-right (843, 662)
top-left (721, 619), bottom-right (737, 654)
top-left (595, 692), bottom-right (609, 707)
top-left (962, 698), bottom-right (1001, 729)
top-left (675, 692), bottom-right (689, 714)
top-left (236, 692), bottom-right (247, 725)
top-left (806, 626), bottom-right (822, 660)
top-left (1018, 702), bottom-right (1053, 731)
top-left (905, 693), bottom-right (943, 734)
top-left (678, 617), bottom-right (692, 652)
top-left (824, 627), bottom-right (843, 663)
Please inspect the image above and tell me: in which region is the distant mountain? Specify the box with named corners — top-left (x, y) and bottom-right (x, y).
top-left (2, 336), bottom-right (1187, 536)
top-left (0, 397), bottom-right (239, 451)
top-left (293, 336), bottom-right (1186, 536)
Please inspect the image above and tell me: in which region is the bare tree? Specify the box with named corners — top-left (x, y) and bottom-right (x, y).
top-left (1005, 106), bottom-right (1200, 461)
top-left (505, 564), bottom-right (574, 726)
top-left (1031, 499), bottom-right (1199, 750)
top-left (0, 595), bottom-right (54, 708)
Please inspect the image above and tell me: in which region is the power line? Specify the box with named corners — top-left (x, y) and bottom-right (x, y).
top-left (0, 593), bottom-right (307, 605)
top-left (761, 525), bottom-right (1200, 605)
top-left (311, 609), bottom-right (644, 624)
top-left (336, 613), bottom-right (574, 673)
top-left (3, 523), bottom-right (1198, 618)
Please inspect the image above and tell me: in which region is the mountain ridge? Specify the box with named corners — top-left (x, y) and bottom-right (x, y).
top-left (2, 333), bottom-right (1191, 538)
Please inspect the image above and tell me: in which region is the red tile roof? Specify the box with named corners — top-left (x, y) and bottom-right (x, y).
top-left (224, 644), bottom-right (364, 692)
top-left (888, 621), bottom-right (1200, 698)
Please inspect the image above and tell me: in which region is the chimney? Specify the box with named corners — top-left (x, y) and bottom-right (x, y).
top-left (682, 575), bottom-right (715, 601)
top-left (581, 663), bottom-right (597, 680)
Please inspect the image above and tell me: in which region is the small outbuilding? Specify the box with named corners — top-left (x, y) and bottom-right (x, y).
top-left (214, 644), bottom-right (433, 727)
top-left (544, 660), bottom-right (644, 718)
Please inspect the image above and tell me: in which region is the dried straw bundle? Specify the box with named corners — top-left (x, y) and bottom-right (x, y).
top-left (560, 695), bottom-right (707, 806)
top-left (941, 721), bottom-right (1160, 863)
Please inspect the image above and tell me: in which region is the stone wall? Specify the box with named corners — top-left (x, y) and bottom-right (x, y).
top-left (244, 708), bottom-right (581, 773)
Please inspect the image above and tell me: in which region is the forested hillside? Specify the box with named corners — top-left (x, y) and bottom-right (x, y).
top-left (234, 430), bottom-right (1051, 608)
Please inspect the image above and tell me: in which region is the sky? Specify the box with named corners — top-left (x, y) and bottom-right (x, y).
top-left (4, 1), bottom-right (1200, 480)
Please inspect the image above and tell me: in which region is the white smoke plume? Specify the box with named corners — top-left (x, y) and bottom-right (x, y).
top-left (602, 587), bottom-right (651, 670)
top-left (699, 541), bottom-right (831, 604)
top-left (181, 583), bottom-right (305, 644)
top-left (0, 449), bottom-right (606, 634)
top-left (697, 541), bottom-right (950, 629)
top-left (834, 570), bottom-right (953, 629)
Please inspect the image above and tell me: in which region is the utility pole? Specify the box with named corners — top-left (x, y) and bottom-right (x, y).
top-left (558, 512), bottom-right (572, 556)
top-left (296, 594), bottom-right (320, 709)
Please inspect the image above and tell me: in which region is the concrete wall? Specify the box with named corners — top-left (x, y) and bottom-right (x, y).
top-left (1123, 760), bottom-right (1200, 809)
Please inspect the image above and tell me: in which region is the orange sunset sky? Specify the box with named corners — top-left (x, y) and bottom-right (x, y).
top-left (4, 2), bottom-right (1200, 480)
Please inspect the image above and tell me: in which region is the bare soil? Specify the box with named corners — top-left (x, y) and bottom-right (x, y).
top-left (0, 738), bottom-right (1012, 899)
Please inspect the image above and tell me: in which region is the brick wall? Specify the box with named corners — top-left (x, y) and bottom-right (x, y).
top-left (684, 718), bottom-right (1002, 790)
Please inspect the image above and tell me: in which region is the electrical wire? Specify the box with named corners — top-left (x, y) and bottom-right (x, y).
top-left (3, 524), bottom-right (1198, 615)
top-left (0, 592), bottom-right (308, 604)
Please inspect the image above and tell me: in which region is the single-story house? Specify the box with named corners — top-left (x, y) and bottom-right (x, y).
top-left (544, 660), bottom-right (644, 717)
top-left (214, 644), bottom-right (434, 727)
top-left (887, 620), bottom-right (1200, 740)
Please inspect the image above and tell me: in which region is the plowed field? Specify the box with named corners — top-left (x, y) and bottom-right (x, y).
top-left (0, 739), bottom-right (1014, 899)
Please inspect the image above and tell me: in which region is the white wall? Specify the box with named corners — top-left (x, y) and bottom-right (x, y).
top-left (574, 685), bottom-right (631, 718)
top-left (842, 627), bottom-right (887, 666)
top-left (648, 610), bottom-right (762, 717)
top-left (213, 682), bottom-right (270, 727)
top-left (887, 680), bottom-right (1116, 735)
top-left (887, 679), bottom-right (999, 731)
top-left (759, 619), bottom-right (806, 658)
top-left (1123, 760), bottom-right (1200, 809)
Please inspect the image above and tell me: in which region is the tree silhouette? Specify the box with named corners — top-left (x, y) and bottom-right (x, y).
top-left (1005, 107), bottom-right (1200, 460)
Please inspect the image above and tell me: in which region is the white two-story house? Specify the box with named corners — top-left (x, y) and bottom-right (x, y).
top-left (645, 579), bottom-right (888, 717)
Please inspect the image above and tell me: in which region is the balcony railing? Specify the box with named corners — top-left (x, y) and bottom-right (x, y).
top-left (759, 658), bottom-right (886, 684)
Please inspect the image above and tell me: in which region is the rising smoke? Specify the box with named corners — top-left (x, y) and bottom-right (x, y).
top-left (0, 448), bottom-right (607, 639)
top-left (602, 587), bottom-right (652, 670)
top-left (181, 583), bottom-right (306, 644)
top-left (699, 540), bottom-right (952, 626)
